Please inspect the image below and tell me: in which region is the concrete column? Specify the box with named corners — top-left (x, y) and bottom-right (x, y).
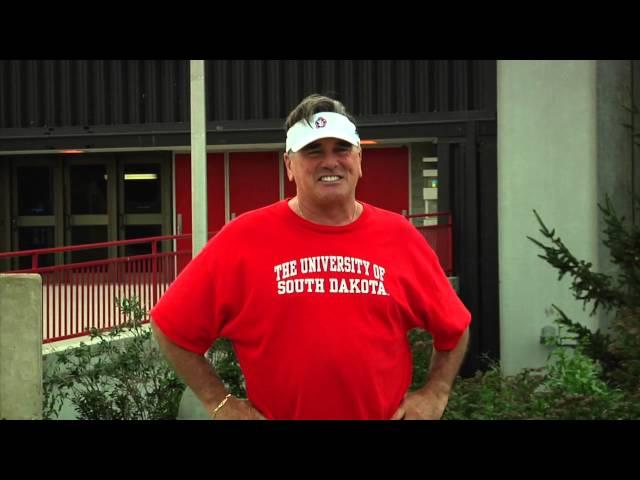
top-left (190, 59), bottom-right (208, 256)
top-left (0, 274), bottom-right (42, 419)
top-left (497, 61), bottom-right (633, 375)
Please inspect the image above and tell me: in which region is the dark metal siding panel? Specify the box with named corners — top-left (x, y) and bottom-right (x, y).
top-left (0, 60), bottom-right (496, 130)
top-left (176, 60), bottom-right (189, 122)
top-left (231, 60), bottom-right (247, 121)
top-left (249, 60), bottom-right (265, 119)
top-left (10, 61), bottom-right (21, 127)
top-left (126, 60), bottom-right (141, 124)
top-left (91, 60), bottom-right (106, 125)
top-left (43, 60), bottom-right (56, 128)
top-left (482, 60), bottom-right (497, 110)
top-left (27, 60), bottom-right (39, 128)
top-left (266, 60), bottom-right (283, 120)
top-left (283, 61), bottom-right (301, 116)
top-left (434, 60), bottom-right (450, 112)
top-left (319, 60), bottom-right (337, 98)
top-left (452, 60), bottom-right (469, 111)
top-left (210, 60), bottom-right (229, 121)
top-left (0, 61), bottom-right (7, 128)
top-left (160, 61), bottom-right (174, 123)
top-left (414, 60), bottom-right (430, 113)
top-left (75, 60), bottom-right (89, 126)
top-left (110, 60), bottom-right (124, 125)
top-left (377, 60), bottom-right (393, 114)
top-left (396, 60), bottom-right (412, 114)
top-left (357, 60), bottom-right (374, 116)
top-left (302, 60), bottom-right (319, 99)
top-left (338, 60), bottom-right (355, 110)
top-left (143, 60), bottom-right (158, 124)
top-left (59, 60), bottom-right (72, 126)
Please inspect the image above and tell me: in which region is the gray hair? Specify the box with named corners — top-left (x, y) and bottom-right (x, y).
top-left (285, 94), bottom-right (356, 131)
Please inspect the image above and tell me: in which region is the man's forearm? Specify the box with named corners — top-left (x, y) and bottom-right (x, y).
top-left (151, 321), bottom-right (228, 415)
top-left (422, 327), bottom-right (470, 399)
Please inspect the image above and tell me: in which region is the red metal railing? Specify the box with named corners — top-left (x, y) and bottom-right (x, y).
top-left (404, 212), bottom-right (453, 276)
top-left (1, 214), bottom-right (452, 344)
top-left (0, 234), bottom-right (207, 344)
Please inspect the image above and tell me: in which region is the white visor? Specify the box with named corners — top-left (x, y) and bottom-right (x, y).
top-left (286, 112), bottom-right (360, 152)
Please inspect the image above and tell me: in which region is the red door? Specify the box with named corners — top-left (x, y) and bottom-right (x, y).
top-left (356, 147), bottom-right (409, 214)
top-left (229, 152), bottom-right (280, 219)
top-left (174, 153), bottom-right (225, 272)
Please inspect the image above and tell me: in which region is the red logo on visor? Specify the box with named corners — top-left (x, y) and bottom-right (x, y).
top-left (315, 117), bottom-right (327, 128)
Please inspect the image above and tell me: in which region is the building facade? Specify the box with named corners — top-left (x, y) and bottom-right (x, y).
top-left (0, 60), bottom-right (499, 375)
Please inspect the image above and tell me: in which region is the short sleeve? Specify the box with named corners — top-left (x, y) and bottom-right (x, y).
top-left (150, 235), bottom-right (225, 355)
top-left (401, 226), bottom-right (471, 351)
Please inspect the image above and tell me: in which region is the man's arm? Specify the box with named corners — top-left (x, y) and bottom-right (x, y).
top-left (151, 321), bottom-right (265, 420)
top-left (391, 327), bottom-right (469, 420)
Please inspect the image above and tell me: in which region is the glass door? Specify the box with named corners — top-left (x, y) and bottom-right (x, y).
top-left (117, 153), bottom-right (172, 257)
top-left (11, 157), bottom-right (64, 270)
top-left (64, 155), bottom-right (117, 263)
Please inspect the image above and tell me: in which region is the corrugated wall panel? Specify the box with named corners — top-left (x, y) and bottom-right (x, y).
top-left (396, 60), bottom-right (412, 113)
top-left (27, 60), bottom-right (39, 127)
top-left (231, 60), bottom-right (247, 121)
top-left (126, 60), bottom-right (141, 125)
top-left (111, 60), bottom-right (124, 125)
top-left (338, 60), bottom-right (355, 113)
top-left (266, 60), bottom-right (283, 119)
top-left (249, 60), bottom-right (265, 119)
top-left (43, 60), bottom-right (56, 128)
top-left (0, 60), bottom-right (496, 129)
top-left (10, 61), bottom-right (21, 127)
top-left (59, 60), bottom-right (72, 126)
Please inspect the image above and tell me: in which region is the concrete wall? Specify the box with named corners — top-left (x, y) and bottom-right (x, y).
top-left (0, 274), bottom-right (43, 419)
top-left (497, 61), bottom-right (634, 375)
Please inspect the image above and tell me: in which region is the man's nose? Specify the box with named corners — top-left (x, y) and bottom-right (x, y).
top-left (319, 153), bottom-right (340, 169)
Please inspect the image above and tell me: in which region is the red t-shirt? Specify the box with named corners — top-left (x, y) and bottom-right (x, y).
top-left (151, 199), bottom-right (471, 420)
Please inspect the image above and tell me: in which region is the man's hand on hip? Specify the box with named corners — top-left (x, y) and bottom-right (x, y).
top-left (390, 388), bottom-right (449, 420)
top-left (211, 396), bottom-right (267, 420)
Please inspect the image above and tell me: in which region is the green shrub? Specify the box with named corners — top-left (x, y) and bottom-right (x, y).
top-left (205, 338), bottom-right (246, 398)
top-left (443, 346), bottom-right (639, 420)
top-left (43, 297), bottom-right (184, 420)
top-left (408, 328), bottom-right (432, 391)
top-left (527, 196), bottom-right (640, 394)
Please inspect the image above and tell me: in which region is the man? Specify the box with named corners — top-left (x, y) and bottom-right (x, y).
top-left (151, 94), bottom-right (471, 420)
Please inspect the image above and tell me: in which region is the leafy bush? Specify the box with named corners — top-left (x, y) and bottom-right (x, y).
top-left (408, 328), bottom-right (432, 391)
top-left (43, 297), bottom-right (184, 420)
top-left (440, 197), bottom-right (640, 420)
top-left (527, 196), bottom-right (640, 394)
top-left (443, 346), bottom-right (639, 420)
top-left (205, 338), bottom-right (246, 398)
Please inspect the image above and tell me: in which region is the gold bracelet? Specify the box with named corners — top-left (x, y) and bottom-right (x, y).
top-left (210, 393), bottom-right (232, 420)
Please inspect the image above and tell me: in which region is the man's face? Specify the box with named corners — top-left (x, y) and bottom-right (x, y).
top-left (284, 137), bottom-right (362, 207)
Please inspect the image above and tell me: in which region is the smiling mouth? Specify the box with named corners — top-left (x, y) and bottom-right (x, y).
top-left (318, 175), bottom-right (343, 182)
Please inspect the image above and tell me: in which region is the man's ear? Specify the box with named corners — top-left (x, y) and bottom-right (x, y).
top-left (357, 147), bottom-right (363, 178)
top-left (284, 153), bottom-right (294, 181)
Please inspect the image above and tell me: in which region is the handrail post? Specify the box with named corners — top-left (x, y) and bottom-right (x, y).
top-left (448, 213), bottom-right (453, 276)
top-left (152, 240), bottom-right (158, 305)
